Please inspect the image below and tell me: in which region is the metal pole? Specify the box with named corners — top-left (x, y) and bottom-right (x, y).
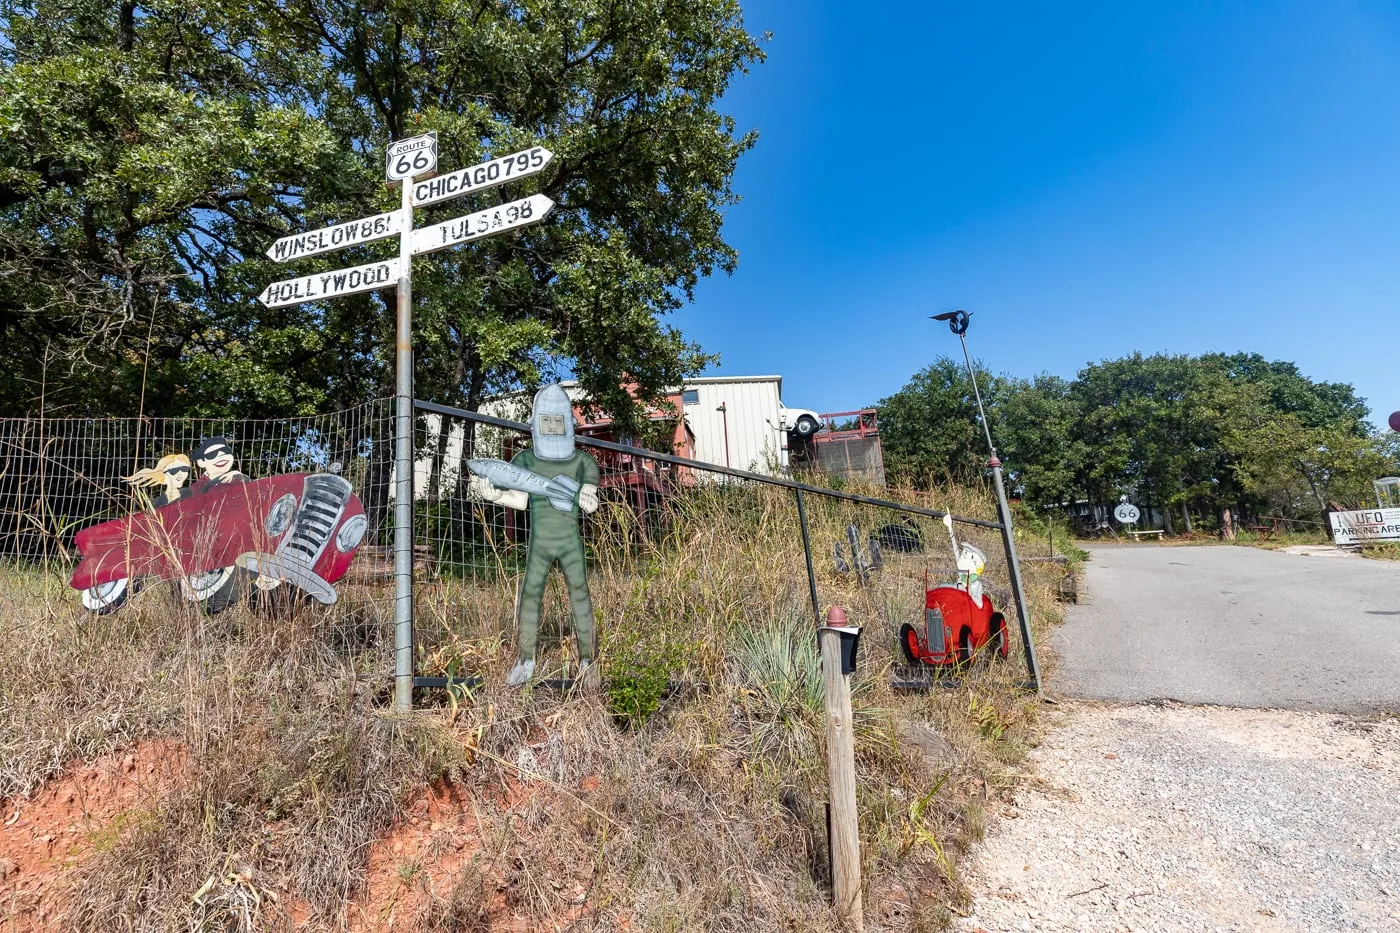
top-left (393, 178), bottom-right (415, 712)
top-left (957, 332), bottom-right (997, 459)
top-left (795, 488), bottom-right (820, 623)
top-left (718, 402), bottom-right (731, 468)
top-left (954, 329), bottom-right (1042, 693)
top-left (990, 462), bottom-right (1040, 691)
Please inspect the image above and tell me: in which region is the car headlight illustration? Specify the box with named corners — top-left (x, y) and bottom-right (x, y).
top-left (335, 514), bottom-right (367, 553)
top-left (266, 493), bottom-right (298, 537)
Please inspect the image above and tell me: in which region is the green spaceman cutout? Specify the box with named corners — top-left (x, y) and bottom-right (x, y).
top-left (468, 385), bottom-right (600, 686)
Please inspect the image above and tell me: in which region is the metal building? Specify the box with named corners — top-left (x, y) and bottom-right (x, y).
top-left (679, 375), bottom-right (787, 475)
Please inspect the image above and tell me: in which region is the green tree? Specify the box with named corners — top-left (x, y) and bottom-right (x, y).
top-left (877, 349), bottom-right (1386, 532)
top-left (1221, 384), bottom-right (1395, 522)
top-left (876, 356), bottom-right (999, 486)
top-left (0, 0), bottom-right (764, 426)
top-left (0, 1), bottom-right (349, 415)
top-left (1068, 353), bottom-right (1231, 531)
top-left (994, 373), bottom-right (1086, 509)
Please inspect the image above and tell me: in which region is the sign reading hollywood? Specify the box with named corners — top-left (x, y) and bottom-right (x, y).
top-left (411, 195), bottom-right (555, 256)
top-left (265, 211), bottom-right (404, 262)
top-left (1330, 507), bottom-right (1400, 547)
top-left (258, 258), bottom-right (400, 309)
top-left (411, 147), bottom-right (553, 208)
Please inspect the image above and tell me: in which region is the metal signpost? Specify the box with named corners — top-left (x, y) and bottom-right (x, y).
top-left (259, 134), bottom-right (556, 712)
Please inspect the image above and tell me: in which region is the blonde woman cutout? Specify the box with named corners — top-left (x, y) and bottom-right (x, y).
top-left (123, 453), bottom-right (192, 508)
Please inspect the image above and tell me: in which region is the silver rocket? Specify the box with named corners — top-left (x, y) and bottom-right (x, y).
top-left (466, 458), bottom-right (581, 513)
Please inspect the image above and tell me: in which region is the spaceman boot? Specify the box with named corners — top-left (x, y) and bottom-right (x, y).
top-left (505, 659), bottom-right (536, 687)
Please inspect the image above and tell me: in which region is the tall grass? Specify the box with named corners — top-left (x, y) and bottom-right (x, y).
top-left (0, 475), bottom-right (1065, 931)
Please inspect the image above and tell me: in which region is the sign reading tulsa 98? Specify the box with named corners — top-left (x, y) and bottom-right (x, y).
top-left (1331, 508), bottom-right (1400, 547)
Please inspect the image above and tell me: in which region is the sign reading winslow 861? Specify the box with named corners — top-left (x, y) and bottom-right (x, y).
top-left (1330, 508), bottom-right (1400, 547)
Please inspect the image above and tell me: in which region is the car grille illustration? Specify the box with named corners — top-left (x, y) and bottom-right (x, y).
top-left (279, 474), bottom-right (351, 566)
top-left (925, 606), bottom-right (945, 654)
top-left (237, 473), bottom-right (356, 604)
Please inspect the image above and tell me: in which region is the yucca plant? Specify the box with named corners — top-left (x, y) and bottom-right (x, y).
top-left (729, 608), bottom-right (825, 768)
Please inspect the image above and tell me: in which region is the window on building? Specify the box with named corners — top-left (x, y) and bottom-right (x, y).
top-left (682, 389), bottom-right (699, 405)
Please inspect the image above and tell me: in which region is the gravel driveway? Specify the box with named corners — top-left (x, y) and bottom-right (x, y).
top-left (955, 702), bottom-right (1400, 933)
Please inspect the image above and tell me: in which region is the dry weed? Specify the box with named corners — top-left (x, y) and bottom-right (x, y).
top-left (1, 475), bottom-right (1065, 931)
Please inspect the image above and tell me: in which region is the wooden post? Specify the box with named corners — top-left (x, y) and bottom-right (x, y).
top-left (818, 606), bottom-right (863, 931)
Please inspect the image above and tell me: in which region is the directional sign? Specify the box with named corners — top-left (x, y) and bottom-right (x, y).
top-left (411, 146), bottom-right (553, 208)
top-left (1113, 502), bottom-right (1141, 524)
top-left (265, 211), bottom-right (403, 263)
top-left (411, 194), bottom-right (554, 256)
top-left (387, 133), bottom-right (437, 181)
top-left (1331, 507), bottom-right (1400, 547)
top-left (258, 258), bottom-right (400, 309)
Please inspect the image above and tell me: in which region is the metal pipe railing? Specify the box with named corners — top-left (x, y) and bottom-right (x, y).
top-left (413, 398), bottom-right (1004, 531)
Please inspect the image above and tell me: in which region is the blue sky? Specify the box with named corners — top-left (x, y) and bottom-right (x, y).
top-left (673, 0), bottom-right (1400, 425)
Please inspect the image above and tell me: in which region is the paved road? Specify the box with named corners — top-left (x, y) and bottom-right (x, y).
top-left (1056, 544), bottom-right (1400, 712)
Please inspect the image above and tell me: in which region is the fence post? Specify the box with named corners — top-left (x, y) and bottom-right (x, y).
top-left (989, 459), bottom-right (1040, 691)
top-left (795, 487), bottom-right (820, 623)
top-left (818, 605), bottom-right (863, 931)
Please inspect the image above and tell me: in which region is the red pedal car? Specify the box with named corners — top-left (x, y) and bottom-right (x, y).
top-left (70, 473), bottom-right (367, 614)
top-left (898, 516), bottom-right (1009, 668)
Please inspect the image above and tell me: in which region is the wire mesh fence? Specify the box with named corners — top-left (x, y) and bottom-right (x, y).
top-left (0, 400), bottom-right (396, 566)
top-left (0, 397), bottom-right (1036, 689)
top-left (413, 401), bottom-right (1033, 689)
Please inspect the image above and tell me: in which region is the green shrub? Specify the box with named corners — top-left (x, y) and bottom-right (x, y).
top-left (603, 620), bottom-right (692, 728)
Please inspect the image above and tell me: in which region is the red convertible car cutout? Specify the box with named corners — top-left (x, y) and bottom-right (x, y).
top-left (70, 472), bottom-right (367, 614)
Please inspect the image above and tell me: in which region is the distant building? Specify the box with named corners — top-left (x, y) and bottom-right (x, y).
top-left (477, 375), bottom-right (792, 476)
top-left (677, 375), bottom-right (788, 474)
top-left (405, 374), bottom-right (871, 496)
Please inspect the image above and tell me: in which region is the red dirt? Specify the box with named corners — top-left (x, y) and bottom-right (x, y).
top-left (2, 740), bottom-right (611, 932)
top-left (0, 738), bottom-right (187, 932)
top-left (341, 772), bottom-right (606, 931)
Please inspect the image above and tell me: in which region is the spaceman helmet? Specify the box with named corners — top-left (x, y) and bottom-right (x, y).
top-left (531, 383), bottom-right (575, 460)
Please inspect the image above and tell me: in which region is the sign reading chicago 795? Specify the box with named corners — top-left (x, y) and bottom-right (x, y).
top-left (412, 147), bottom-right (553, 208)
